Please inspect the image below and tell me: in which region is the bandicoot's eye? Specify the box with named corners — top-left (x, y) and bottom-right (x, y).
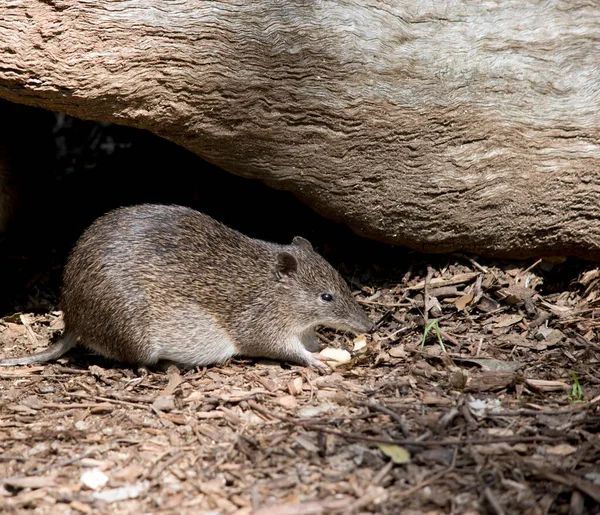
top-left (320, 293), bottom-right (333, 302)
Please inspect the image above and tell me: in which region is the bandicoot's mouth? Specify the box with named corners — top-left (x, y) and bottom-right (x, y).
top-left (348, 321), bottom-right (377, 335)
top-left (344, 312), bottom-right (377, 335)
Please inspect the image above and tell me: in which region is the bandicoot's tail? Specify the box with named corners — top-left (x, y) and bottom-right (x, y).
top-left (0, 333), bottom-right (77, 366)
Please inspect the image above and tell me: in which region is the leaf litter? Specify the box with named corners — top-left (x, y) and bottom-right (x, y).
top-left (1, 249), bottom-right (600, 514)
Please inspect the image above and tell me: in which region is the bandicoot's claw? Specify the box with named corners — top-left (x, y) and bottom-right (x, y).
top-left (312, 353), bottom-right (335, 362)
top-left (304, 352), bottom-right (331, 372)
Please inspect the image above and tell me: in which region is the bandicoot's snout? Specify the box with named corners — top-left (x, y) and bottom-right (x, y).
top-left (349, 312), bottom-right (377, 335)
top-left (360, 320), bottom-right (377, 334)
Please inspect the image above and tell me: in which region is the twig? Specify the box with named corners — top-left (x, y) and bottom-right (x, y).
top-left (20, 314), bottom-right (39, 346)
top-left (363, 292), bottom-right (410, 319)
top-left (483, 487), bottom-right (506, 515)
top-left (347, 484), bottom-right (390, 512)
top-left (378, 327), bottom-right (409, 341)
top-left (438, 328), bottom-right (461, 347)
top-left (407, 272), bottom-right (479, 291)
top-left (438, 407), bottom-right (460, 430)
top-left (423, 266), bottom-right (435, 325)
top-left (452, 253), bottom-right (489, 274)
top-left (254, 498), bottom-right (352, 515)
top-left (41, 402), bottom-right (115, 410)
top-left (523, 460), bottom-right (600, 504)
top-left (363, 399), bottom-right (411, 438)
top-left (374, 309), bottom-right (395, 329)
top-left (358, 299), bottom-right (411, 308)
top-left (246, 401), bottom-right (569, 448)
top-left (0, 451), bottom-right (92, 484)
top-left (460, 402), bottom-right (479, 430)
top-left (0, 455), bottom-right (26, 463)
top-left (0, 373), bottom-right (46, 378)
top-left (148, 450), bottom-right (185, 479)
top-left (523, 258), bottom-right (543, 274)
top-left (395, 444), bottom-right (458, 501)
top-left (483, 406), bottom-right (589, 417)
top-left (64, 391), bottom-right (153, 411)
top-left (372, 461), bottom-right (393, 485)
top-left (53, 367), bottom-right (90, 374)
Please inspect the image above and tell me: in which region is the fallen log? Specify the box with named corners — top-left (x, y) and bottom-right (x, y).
top-left (1, 1), bottom-right (599, 258)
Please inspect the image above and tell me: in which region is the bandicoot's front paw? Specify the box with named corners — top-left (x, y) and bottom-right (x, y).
top-left (305, 352), bottom-right (332, 373)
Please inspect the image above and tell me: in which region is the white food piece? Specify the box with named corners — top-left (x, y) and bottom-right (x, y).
top-left (318, 347), bottom-right (352, 367)
top-left (353, 335), bottom-right (368, 352)
top-left (81, 469), bottom-right (109, 490)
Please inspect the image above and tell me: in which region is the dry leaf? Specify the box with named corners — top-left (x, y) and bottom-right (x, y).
top-left (486, 427), bottom-right (514, 437)
top-left (161, 412), bottom-right (187, 425)
top-left (287, 377), bottom-right (303, 395)
top-left (112, 465), bottom-right (145, 482)
top-left (495, 314), bottom-right (524, 328)
top-left (277, 395), bottom-right (298, 409)
top-left (294, 435), bottom-right (319, 452)
top-left (540, 301), bottom-right (574, 318)
top-left (526, 379), bottom-right (570, 392)
top-left (257, 376), bottom-right (279, 392)
top-left (546, 444), bottom-right (577, 456)
top-left (70, 500), bottom-right (93, 514)
top-left (161, 367), bottom-right (183, 395)
top-left (408, 272), bottom-right (479, 290)
top-left (298, 404), bottom-right (334, 418)
top-left (543, 329), bottom-right (565, 346)
top-left (183, 391), bottom-right (204, 403)
top-left (455, 292), bottom-right (474, 311)
top-left (477, 295), bottom-right (501, 313)
top-left (455, 358), bottom-right (523, 372)
top-left (465, 371), bottom-right (518, 392)
top-left (388, 345), bottom-right (406, 358)
top-left (152, 395), bottom-right (176, 412)
top-left (378, 444), bottom-right (410, 464)
top-left (579, 269), bottom-right (600, 286)
top-left (199, 477), bottom-right (226, 495)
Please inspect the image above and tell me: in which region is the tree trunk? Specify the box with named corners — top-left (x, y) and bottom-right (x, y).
top-left (1, 1), bottom-right (599, 259)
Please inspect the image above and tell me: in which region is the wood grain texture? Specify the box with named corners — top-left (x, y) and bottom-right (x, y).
top-left (1, 1), bottom-right (599, 258)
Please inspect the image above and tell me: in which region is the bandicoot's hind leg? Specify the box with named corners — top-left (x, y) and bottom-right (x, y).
top-left (0, 332), bottom-right (77, 366)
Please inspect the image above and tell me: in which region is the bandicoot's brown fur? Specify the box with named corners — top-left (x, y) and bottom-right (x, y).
top-left (0, 204), bottom-right (374, 369)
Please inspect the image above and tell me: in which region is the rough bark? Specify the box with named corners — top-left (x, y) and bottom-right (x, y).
top-left (1, 1), bottom-right (599, 259)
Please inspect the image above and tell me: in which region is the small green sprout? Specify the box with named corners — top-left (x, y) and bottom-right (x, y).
top-left (420, 320), bottom-right (447, 353)
top-left (569, 372), bottom-right (584, 403)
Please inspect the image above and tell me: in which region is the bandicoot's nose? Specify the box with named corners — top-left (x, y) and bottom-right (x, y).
top-left (357, 317), bottom-right (377, 334)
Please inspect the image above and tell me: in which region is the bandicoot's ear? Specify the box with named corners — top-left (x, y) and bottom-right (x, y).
top-left (292, 236), bottom-right (313, 250)
top-left (276, 251), bottom-right (298, 279)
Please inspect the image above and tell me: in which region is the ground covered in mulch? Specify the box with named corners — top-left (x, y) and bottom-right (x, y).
top-left (0, 107), bottom-right (599, 514)
top-left (1, 252), bottom-right (599, 514)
